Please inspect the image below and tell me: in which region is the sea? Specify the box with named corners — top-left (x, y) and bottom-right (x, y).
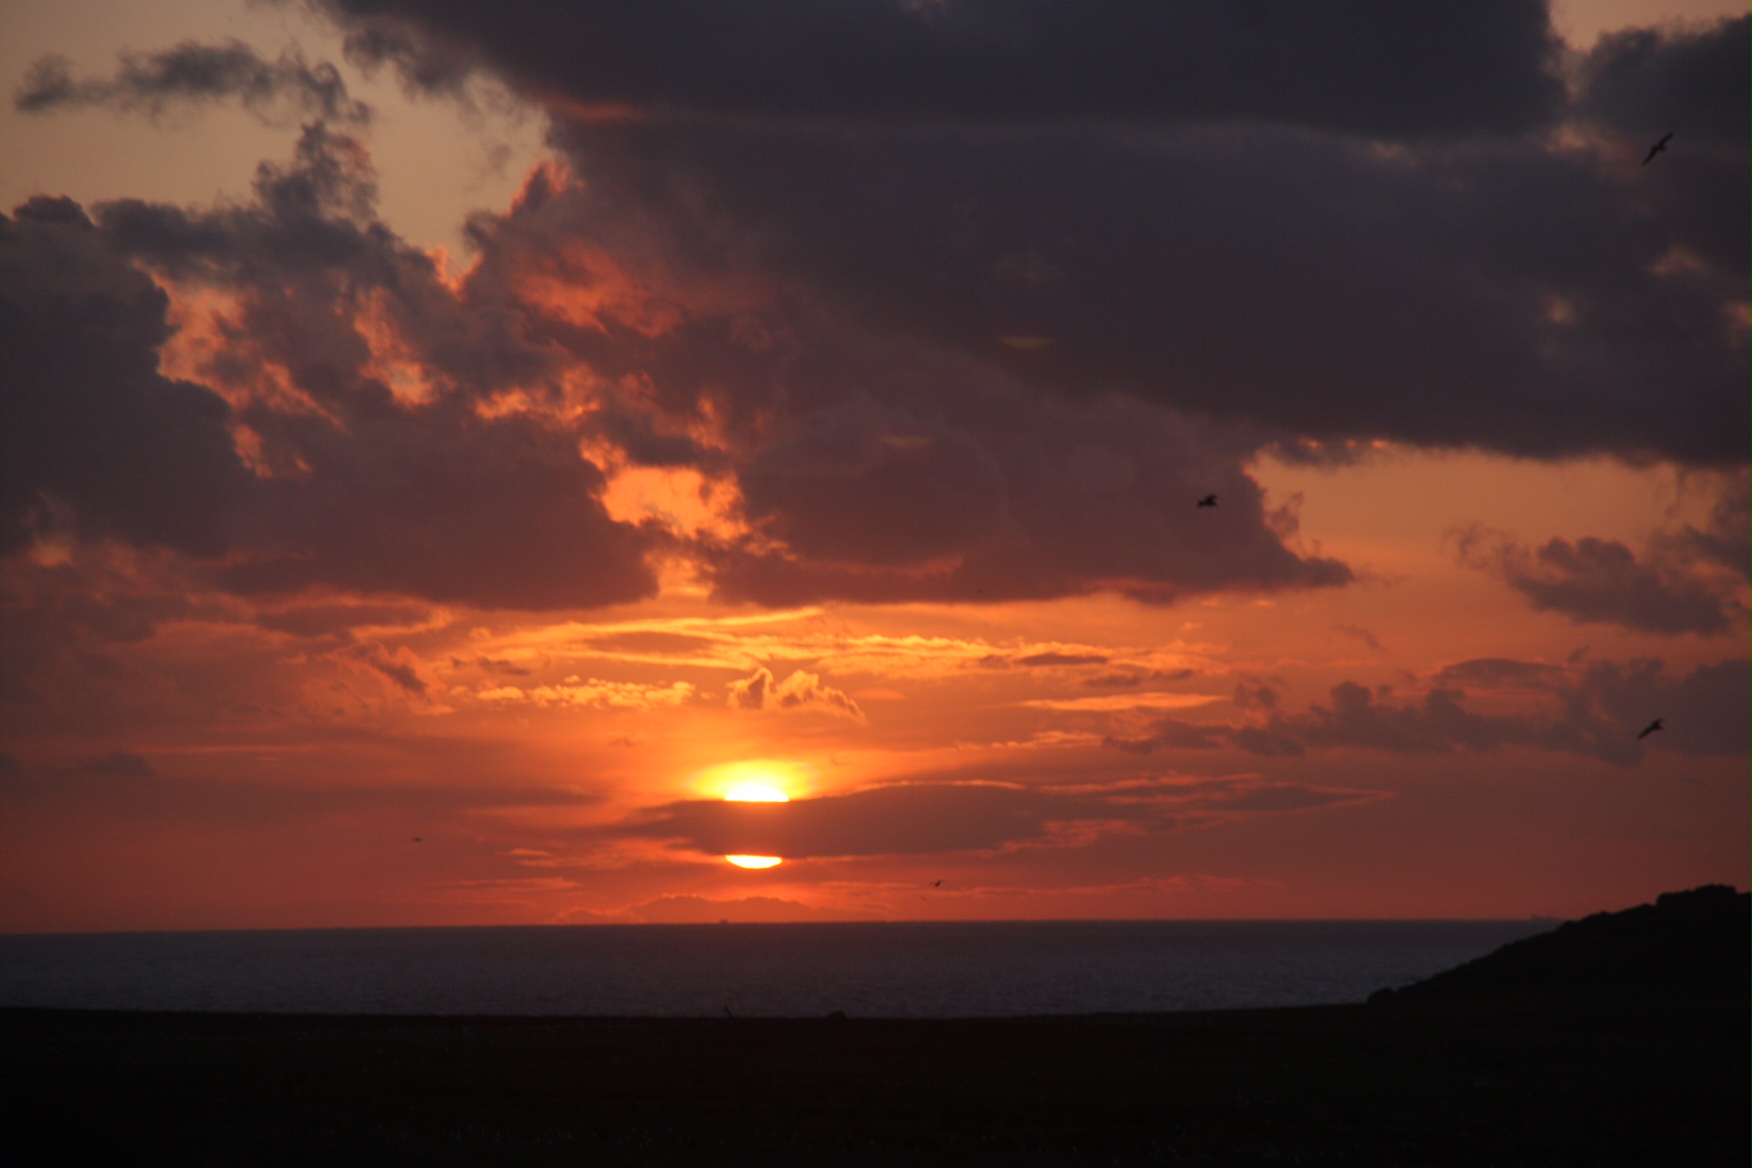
top-left (0, 919), bottom-right (1550, 1018)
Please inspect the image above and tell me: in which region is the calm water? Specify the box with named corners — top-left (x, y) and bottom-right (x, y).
top-left (0, 920), bottom-right (1548, 1017)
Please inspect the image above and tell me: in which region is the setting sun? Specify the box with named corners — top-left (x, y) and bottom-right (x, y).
top-left (724, 784), bottom-right (790, 803)
top-left (723, 783), bottom-right (787, 867)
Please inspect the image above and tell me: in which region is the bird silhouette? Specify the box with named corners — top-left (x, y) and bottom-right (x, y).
top-left (1636, 718), bottom-right (1664, 740)
top-left (929, 879), bottom-right (943, 888)
top-left (1642, 131), bottom-right (1673, 166)
top-left (1196, 495), bottom-right (1218, 508)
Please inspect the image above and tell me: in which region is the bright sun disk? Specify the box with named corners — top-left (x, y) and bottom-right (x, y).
top-left (725, 855), bottom-right (782, 869)
top-left (724, 784), bottom-right (790, 802)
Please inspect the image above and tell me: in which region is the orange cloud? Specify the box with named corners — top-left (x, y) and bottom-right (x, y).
top-left (727, 667), bottom-right (864, 720)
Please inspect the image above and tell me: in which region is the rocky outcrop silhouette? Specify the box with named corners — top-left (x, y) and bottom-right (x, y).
top-left (1372, 884), bottom-right (1749, 1003)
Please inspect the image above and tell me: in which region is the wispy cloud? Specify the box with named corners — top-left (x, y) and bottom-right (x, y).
top-left (16, 40), bottom-right (371, 125)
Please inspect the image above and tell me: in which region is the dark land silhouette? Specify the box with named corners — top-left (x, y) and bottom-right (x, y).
top-left (2, 887), bottom-right (1744, 1166)
top-left (1371, 883), bottom-right (1746, 1003)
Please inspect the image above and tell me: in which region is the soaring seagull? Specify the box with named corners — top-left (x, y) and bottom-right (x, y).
top-left (1642, 131), bottom-right (1673, 166)
top-left (1636, 718), bottom-right (1664, 740)
top-left (1196, 495), bottom-right (1218, 508)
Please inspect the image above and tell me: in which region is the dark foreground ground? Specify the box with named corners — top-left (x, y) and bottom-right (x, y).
top-left (2, 993), bottom-right (1745, 1166)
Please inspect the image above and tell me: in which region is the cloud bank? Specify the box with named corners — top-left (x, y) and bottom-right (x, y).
top-left (301, 0), bottom-right (1747, 466)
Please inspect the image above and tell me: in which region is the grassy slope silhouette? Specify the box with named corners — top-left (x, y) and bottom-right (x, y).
top-left (1374, 883), bottom-right (1749, 1002)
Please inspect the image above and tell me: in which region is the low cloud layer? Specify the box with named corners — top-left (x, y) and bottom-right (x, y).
top-left (1109, 655), bottom-right (1750, 766)
top-left (621, 775), bottom-right (1380, 860)
top-left (0, 752), bottom-right (588, 823)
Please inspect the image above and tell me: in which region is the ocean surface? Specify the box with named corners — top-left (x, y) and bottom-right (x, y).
top-left (0, 920), bottom-right (1550, 1017)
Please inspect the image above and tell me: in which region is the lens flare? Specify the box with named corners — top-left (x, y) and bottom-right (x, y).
top-left (725, 855), bottom-right (782, 869)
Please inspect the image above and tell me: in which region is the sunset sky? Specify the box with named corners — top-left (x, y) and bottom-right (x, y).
top-left (1, 0), bottom-right (1745, 932)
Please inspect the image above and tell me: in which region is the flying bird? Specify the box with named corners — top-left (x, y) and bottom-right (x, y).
top-left (1642, 131), bottom-right (1673, 166)
top-left (1636, 718), bottom-right (1664, 740)
top-left (929, 879), bottom-right (943, 888)
top-left (1196, 495), bottom-right (1218, 508)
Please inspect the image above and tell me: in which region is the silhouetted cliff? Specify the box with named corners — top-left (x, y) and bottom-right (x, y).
top-left (1373, 884), bottom-right (1749, 1003)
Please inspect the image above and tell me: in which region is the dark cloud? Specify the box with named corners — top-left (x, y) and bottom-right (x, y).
top-left (0, 758), bottom-right (587, 825)
top-left (12, 5), bottom-right (1744, 642)
top-left (1107, 718), bottom-right (1231, 753)
top-left (1568, 656), bottom-right (1749, 759)
top-left (3, 111), bottom-right (1346, 621)
top-left (461, 159), bottom-right (1350, 604)
top-left (1458, 482), bottom-right (1750, 636)
top-left (1291, 681), bottom-right (1536, 755)
top-left (79, 125), bottom-right (662, 611)
top-left (1576, 16), bottom-right (1750, 149)
top-left (1335, 624), bottom-right (1384, 652)
top-left (583, 630), bottom-right (718, 655)
top-left (1231, 681), bottom-right (1280, 711)
top-left (1433, 658), bottom-right (1565, 687)
top-left (695, 380), bottom-right (1350, 605)
top-left (309, 0), bottom-right (1562, 138)
top-left (352, 643), bottom-right (427, 695)
top-left (297, 3), bottom-right (1747, 466)
top-left (735, 396), bottom-right (1008, 568)
top-left (1656, 474), bottom-right (1751, 581)
top-left (1107, 716), bottom-right (1305, 758)
top-left (16, 40), bottom-right (370, 125)
top-left (1109, 656), bottom-right (1749, 766)
top-left (68, 751), bottom-right (156, 778)
top-left (1017, 652), bottom-right (1108, 667)
top-left (1482, 535), bottom-right (1739, 635)
top-left (551, 111), bottom-right (1745, 466)
top-left (620, 775), bottom-right (1376, 858)
top-left (1228, 726), bottom-right (1306, 758)
top-left (0, 198), bottom-right (255, 558)
top-left (255, 599), bottom-right (436, 638)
